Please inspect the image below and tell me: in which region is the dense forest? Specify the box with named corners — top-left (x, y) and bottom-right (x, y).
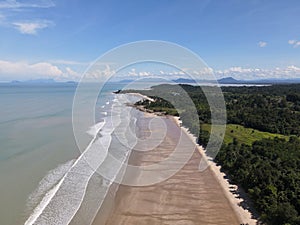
top-left (122, 84), bottom-right (300, 225)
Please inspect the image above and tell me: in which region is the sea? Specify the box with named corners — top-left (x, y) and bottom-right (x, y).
top-left (0, 81), bottom-right (266, 225)
top-left (0, 82), bottom-right (145, 225)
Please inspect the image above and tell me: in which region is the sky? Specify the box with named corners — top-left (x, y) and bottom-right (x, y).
top-left (0, 0), bottom-right (300, 81)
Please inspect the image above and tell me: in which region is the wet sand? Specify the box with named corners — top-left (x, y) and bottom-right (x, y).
top-left (93, 113), bottom-right (242, 225)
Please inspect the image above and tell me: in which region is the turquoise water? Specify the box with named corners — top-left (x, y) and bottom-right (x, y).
top-left (0, 84), bottom-right (80, 225)
top-left (0, 82), bottom-right (148, 225)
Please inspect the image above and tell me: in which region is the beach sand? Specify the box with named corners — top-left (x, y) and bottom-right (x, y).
top-left (92, 111), bottom-right (255, 225)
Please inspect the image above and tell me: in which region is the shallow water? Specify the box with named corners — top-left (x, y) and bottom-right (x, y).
top-left (0, 84), bottom-right (80, 225)
top-left (0, 82), bottom-right (148, 225)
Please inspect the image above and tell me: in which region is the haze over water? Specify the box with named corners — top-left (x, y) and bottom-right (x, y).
top-left (0, 81), bottom-right (149, 225)
top-left (0, 84), bottom-right (80, 224)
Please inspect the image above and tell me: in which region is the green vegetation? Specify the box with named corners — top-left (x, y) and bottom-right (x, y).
top-left (216, 137), bottom-right (300, 225)
top-left (148, 107), bottom-right (179, 116)
top-left (201, 123), bottom-right (289, 145)
top-left (135, 97), bottom-right (179, 116)
top-left (122, 83), bottom-right (300, 225)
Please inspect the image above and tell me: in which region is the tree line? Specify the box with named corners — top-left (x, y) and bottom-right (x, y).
top-left (122, 83), bottom-right (300, 224)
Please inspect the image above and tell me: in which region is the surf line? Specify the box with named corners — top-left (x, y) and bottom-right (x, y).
top-left (24, 121), bottom-right (108, 225)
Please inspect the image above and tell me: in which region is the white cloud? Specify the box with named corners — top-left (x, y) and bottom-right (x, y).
top-left (0, 1), bottom-right (55, 34)
top-left (139, 71), bottom-right (151, 76)
top-left (2, 61), bottom-right (299, 82)
top-left (0, 60), bottom-right (61, 76)
top-left (189, 67), bottom-right (213, 77)
top-left (215, 66), bottom-right (300, 79)
top-left (128, 68), bottom-right (137, 76)
top-left (0, 60), bottom-right (80, 81)
top-left (288, 39), bottom-right (300, 48)
top-left (0, 0), bottom-right (54, 9)
top-left (62, 67), bottom-right (80, 79)
top-left (126, 68), bottom-right (153, 77)
top-left (175, 66), bottom-right (300, 80)
top-left (130, 66), bottom-right (300, 81)
top-left (85, 65), bottom-right (115, 80)
top-left (12, 20), bottom-right (53, 34)
top-left (258, 41), bottom-right (267, 47)
top-left (224, 67), bottom-right (254, 73)
top-left (288, 40), bottom-right (296, 45)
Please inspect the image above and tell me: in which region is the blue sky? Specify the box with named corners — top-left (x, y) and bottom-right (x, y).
top-left (0, 0), bottom-right (300, 81)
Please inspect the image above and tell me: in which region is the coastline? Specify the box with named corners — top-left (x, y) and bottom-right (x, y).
top-left (92, 93), bottom-right (257, 224)
top-left (172, 116), bottom-right (258, 225)
top-left (92, 93), bottom-right (258, 224)
top-left (101, 112), bottom-right (240, 224)
top-left (134, 93), bottom-right (258, 224)
top-left (132, 93), bottom-right (258, 224)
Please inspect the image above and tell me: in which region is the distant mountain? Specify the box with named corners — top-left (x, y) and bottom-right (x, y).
top-left (118, 79), bottom-right (135, 83)
top-left (250, 78), bottom-right (300, 84)
top-left (117, 78), bottom-right (171, 83)
top-left (172, 76), bottom-right (300, 85)
top-left (10, 80), bottom-right (22, 84)
top-left (65, 81), bottom-right (78, 84)
top-left (217, 77), bottom-right (300, 84)
top-left (173, 77), bottom-right (240, 84)
top-left (9, 79), bottom-right (78, 84)
top-left (218, 77), bottom-right (300, 84)
top-left (217, 77), bottom-right (242, 84)
top-left (10, 78), bottom-right (56, 84)
top-left (173, 78), bottom-right (197, 83)
top-left (11, 77), bottom-right (300, 85)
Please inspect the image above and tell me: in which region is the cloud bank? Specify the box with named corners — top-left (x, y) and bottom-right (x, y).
top-left (122, 66), bottom-right (300, 80)
top-left (195, 66), bottom-right (300, 80)
top-left (0, 60), bottom-right (79, 81)
top-left (0, 0), bottom-right (55, 34)
top-left (1, 59), bottom-right (300, 82)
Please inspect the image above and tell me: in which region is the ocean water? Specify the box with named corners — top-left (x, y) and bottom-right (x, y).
top-left (0, 82), bottom-right (143, 225)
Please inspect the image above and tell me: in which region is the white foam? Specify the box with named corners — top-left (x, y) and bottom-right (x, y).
top-left (76, 114), bottom-right (138, 225)
top-left (25, 160), bottom-right (75, 224)
top-left (86, 121), bottom-right (105, 137)
top-left (25, 94), bottom-right (138, 225)
top-left (24, 119), bottom-right (113, 225)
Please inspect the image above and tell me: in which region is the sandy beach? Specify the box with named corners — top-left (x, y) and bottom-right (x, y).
top-left (92, 108), bottom-right (257, 225)
top-left (173, 117), bottom-right (258, 225)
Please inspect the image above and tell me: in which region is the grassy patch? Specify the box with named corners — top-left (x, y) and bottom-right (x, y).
top-left (151, 107), bottom-right (179, 116)
top-left (201, 123), bottom-right (289, 145)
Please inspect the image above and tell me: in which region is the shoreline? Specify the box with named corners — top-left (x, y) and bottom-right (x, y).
top-left (102, 111), bottom-right (241, 224)
top-left (93, 92), bottom-right (253, 225)
top-left (92, 92), bottom-right (258, 224)
top-left (130, 93), bottom-right (258, 224)
top-left (171, 116), bottom-right (258, 225)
